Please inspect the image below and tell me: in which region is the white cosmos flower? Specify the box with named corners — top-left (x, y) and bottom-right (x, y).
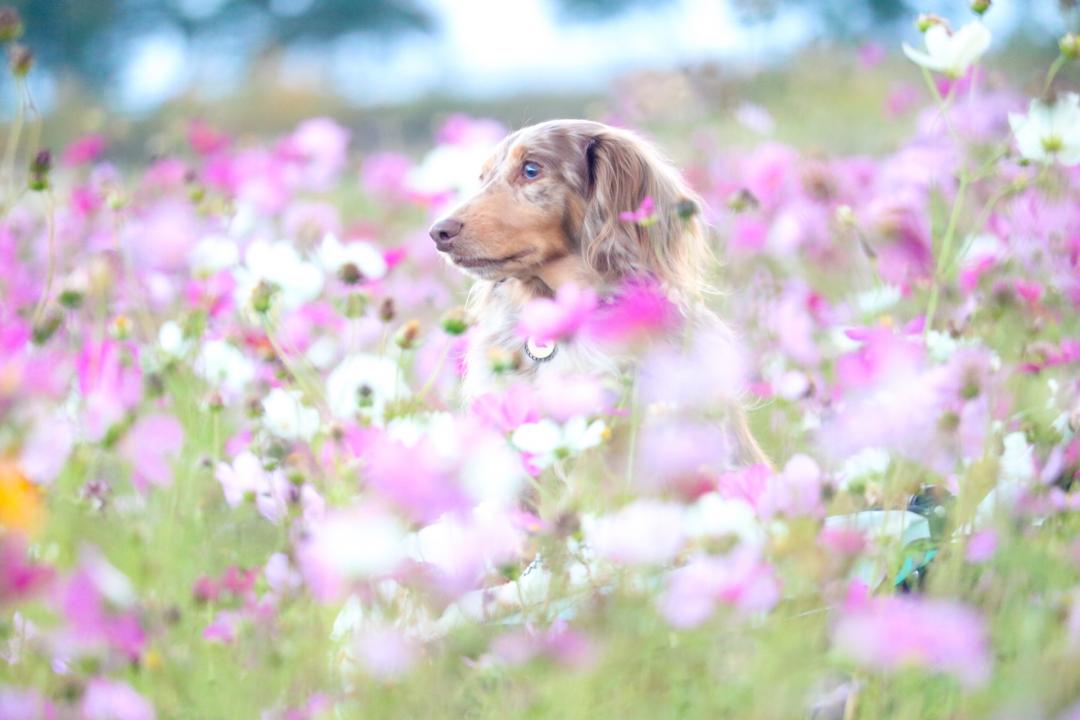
top-left (317, 233), bottom-right (388, 282)
top-left (196, 339), bottom-right (256, 395)
top-left (158, 321), bottom-right (189, 357)
top-left (262, 387), bottom-right (320, 441)
top-left (511, 416), bottom-right (607, 468)
top-left (234, 240), bottom-right (324, 314)
top-left (189, 235), bottom-right (240, 275)
top-left (326, 354), bottom-right (404, 424)
top-left (1008, 93), bottom-right (1080, 166)
top-left (902, 22), bottom-right (991, 77)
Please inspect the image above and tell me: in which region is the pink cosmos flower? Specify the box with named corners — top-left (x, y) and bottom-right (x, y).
top-left (0, 535), bottom-right (54, 604)
top-left (283, 117), bottom-right (350, 191)
top-left (832, 595), bottom-right (991, 688)
top-left (470, 383), bottom-right (541, 433)
top-left (58, 555), bottom-right (145, 661)
top-left (965, 529), bottom-right (998, 563)
top-left (491, 620), bottom-right (595, 669)
top-left (0, 687), bottom-right (55, 720)
top-left (586, 277), bottom-right (680, 345)
top-left (77, 339), bottom-right (143, 443)
top-left (81, 678), bottom-right (156, 720)
top-left (361, 152), bottom-right (413, 198)
top-left (187, 118), bottom-right (230, 156)
top-left (214, 452), bottom-right (292, 524)
top-left (517, 283), bottom-right (598, 343)
top-left (61, 133), bottom-right (106, 166)
top-left (353, 626), bottom-right (417, 681)
top-left (121, 414), bottom-right (184, 491)
top-left (364, 435), bottom-right (467, 523)
top-left (618, 195), bottom-right (655, 224)
top-left (659, 548), bottom-right (781, 628)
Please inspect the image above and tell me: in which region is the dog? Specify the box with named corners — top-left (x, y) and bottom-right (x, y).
top-left (428, 119), bottom-right (768, 467)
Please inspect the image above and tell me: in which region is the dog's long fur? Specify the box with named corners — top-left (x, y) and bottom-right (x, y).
top-left (430, 119), bottom-right (767, 466)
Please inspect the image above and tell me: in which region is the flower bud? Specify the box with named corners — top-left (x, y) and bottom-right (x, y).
top-left (378, 297), bottom-right (395, 322)
top-left (969, 0), bottom-right (990, 15)
top-left (394, 319), bottom-right (421, 349)
top-left (28, 149), bottom-right (50, 191)
top-left (0, 6), bottom-right (23, 42)
top-left (250, 280), bottom-right (277, 315)
top-left (7, 42), bottom-right (30, 77)
top-left (31, 310), bottom-right (62, 345)
top-left (675, 198), bottom-right (699, 220)
top-left (916, 14), bottom-right (947, 33)
top-left (338, 261), bottom-right (363, 285)
top-left (440, 306), bottom-right (468, 335)
top-left (109, 314), bottom-right (132, 340)
top-left (726, 188), bottom-right (759, 213)
top-left (488, 346), bottom-right (521, 374)
top-left (343, 292), bottom-right (368, 318)
top-left (1060, 33), bottom-right (1080, 61)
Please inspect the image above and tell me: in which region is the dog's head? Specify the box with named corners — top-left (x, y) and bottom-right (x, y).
top-left (428, 119), bottom-right (709, 294)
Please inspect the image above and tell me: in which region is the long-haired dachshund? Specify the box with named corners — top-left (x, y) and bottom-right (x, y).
top-left (429, 119), bottom-right (767, 466)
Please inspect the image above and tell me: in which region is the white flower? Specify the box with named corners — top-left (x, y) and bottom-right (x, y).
top-left (326, 354), bottom-right (403, 424)
top-left (196, 340), bottom-right (256, 395)
top-left (317, 233), bottom-right (388, 282)
top-left (188, 235), bottom-right (240, 276)
top-left (1008, 93), bottom-right (1080, 166)
top-left (157, 321), bottom-right (189, 357)
top-left (262, 388), bottom-right (320, 441)
top-left (853, 285), bottom-right (901, 316)
top-left (233, 240), bottom-right (324, 314)
top-left (584, 500), bottom-right (686, 565)
top-left (308, 506), bottom-right (407, 579)
top-left (511, 416), bottom-right (607, 468)
top-left (902, 22), bottom-right (991, 77)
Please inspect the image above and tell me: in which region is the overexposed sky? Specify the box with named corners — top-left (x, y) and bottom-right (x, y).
top-left (101, 0), bottom-right (1068, 111)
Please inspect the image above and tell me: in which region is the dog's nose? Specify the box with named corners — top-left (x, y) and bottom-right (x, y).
top-left (429, 218), bottom-right (463, 250)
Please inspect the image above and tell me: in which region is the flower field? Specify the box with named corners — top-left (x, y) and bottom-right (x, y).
top-left (2, 8), bottom-right (1080, 720)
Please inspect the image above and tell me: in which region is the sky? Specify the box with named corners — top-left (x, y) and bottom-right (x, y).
top-left (20, 0), bottom-right (1076, 113)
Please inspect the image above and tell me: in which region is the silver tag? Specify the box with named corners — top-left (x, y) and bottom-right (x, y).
top-left (523, 337), bottom-right (557, 362)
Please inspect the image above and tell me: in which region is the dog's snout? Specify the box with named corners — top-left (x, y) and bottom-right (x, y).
top-left (429, 218), bottom-right (463, 250)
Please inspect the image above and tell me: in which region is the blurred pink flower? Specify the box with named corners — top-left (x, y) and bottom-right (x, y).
top-left (77, 339), bottom-right (143, 443)
top-left (353, 626), bottom-right (417, 681)
top-left (0, 535), bottom-right (54, 604)
top-left (365, 435), bottom-right (467, 523)
top-left (59, 558), bottom-right (145, 661)
top-left (965, 529), bottom-right (998, 563)
top-left (61, 133), bottom-right (106, 167)
top-left (491, 620), bottom-right (595, 669)
top-left (187, 118), bottom-right (230, 156)
top-left (518, 283), bottom-right (598, 343)
top-left (121, 414), bottom-right (184, 491)
top-left (361, 152), bottom-right (413, 198)
top-left (81, 678), bottom-right (155, 720)
top-left (471, 383), bottom-right (541, 433)
top-left (0, 687), bottom-right (55, 720)
top-left (586, 277), bottom-right (680, 345)
top-left (832, 595), bottom-right (991, 687)
top-left (618, 195), bottom-right (655, 224)
top-left (659, 549), bottom-right (781, 628)
top-left (282, 117), bottom-right (350, 191)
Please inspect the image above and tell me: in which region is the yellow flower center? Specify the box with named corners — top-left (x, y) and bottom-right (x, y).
top-left (1042, 135), bottom-right (1064, 153)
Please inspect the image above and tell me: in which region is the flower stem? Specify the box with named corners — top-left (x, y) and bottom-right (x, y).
top-left (925, 174), bottom-right (968, 335)
top-left (30, 191), bottom-right (56, 326)
top-left (1043, 54), bottom-right (1067, 97)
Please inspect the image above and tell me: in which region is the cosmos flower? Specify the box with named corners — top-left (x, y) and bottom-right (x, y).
top-left (832, 595), bottom-right (991, 687)
top-left (1009, 93), bottom-right (1080, 166)
top-left (902, 22), bottom-right (991, 78)
top-left (261, 388), bottom-right (320, 441)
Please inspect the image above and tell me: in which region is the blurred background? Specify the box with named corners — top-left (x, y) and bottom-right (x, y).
top-left (3, 0), bottom-right (1079, 154)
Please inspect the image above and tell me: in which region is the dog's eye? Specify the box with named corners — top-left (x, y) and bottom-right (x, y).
top-left (522, 161), bottom-right (541, 180)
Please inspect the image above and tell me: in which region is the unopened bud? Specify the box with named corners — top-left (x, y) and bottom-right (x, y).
top-left (109, 314), bottom-right (133, 340)
top-left (835, 204), bottom-right (857, 228)
top-left (378, 297), bottom-right (395, 322)
top-left (440, 306), bottom-right (468, 335)
top-left (0, 6), bottom-right (23, 42)
top-left (969, 0), bottom-right (990, 15)
top-left (343, 292), bottom-right (368, 318)
top-left (394, 319), bottom-right (421, 349)
top-left (338, 262), bottom-right (363, 285)
top-left (250, 280), bottom-right (277, 315)
top-left (726, 188), bottom-right (759, 213)
top-left (916, 14), bottom-right (947, 33)
top-left (28, 149), bottom-right (50, 191)
top-left (488, 346), bottom-right (521, 374)
top-left (7, 42), bottom-right (30, 76)
top-left (32, 310), bottom-right (62, 345)
top-left (1060, 33), bottom-right (1080, 61)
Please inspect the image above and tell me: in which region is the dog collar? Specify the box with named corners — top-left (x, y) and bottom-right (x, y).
top-left (524, 337), bottom-right (558, 362)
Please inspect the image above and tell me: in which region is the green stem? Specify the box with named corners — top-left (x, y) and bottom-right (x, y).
top-left (925, 174), bottom-right (968, 335)
top-left (2, 78), bottom-right (28, 207)
top-left (30, 191), bottom-right (56, 326)
top-left (1044, 54), bottom-right (1067, 96)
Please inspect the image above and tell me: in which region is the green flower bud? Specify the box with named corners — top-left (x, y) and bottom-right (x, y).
top-left (1060, 33), bottom-right (1080, 61)
top-left (0, 6), bottom-right (23, 42)
top-left (440, 306), bottom-right (469, 335)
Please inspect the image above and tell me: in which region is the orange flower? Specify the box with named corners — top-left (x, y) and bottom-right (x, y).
top-left (0, 460), bottom-right (43, 534)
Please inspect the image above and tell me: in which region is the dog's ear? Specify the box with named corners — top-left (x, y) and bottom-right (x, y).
top-left (580, 129), bottom-right (709, 296)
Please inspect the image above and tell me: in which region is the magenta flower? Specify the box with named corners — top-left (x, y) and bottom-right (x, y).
top-left (0, 535), bottom-right (54, 604)
top-left (61, 133), bottom-right (106, 167)
top-left (187, 118), bottom-right (230, 156)
top-left (517, 283), bottom-right (598, 344)
top-left (586, 277), bottom-right (679, 345)
top-left (965, 529), bottom-right (998, 563)
top-left (77, 339), bottom-right (143, 443)
top-left (832, 595), bottom-right (991, 687)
